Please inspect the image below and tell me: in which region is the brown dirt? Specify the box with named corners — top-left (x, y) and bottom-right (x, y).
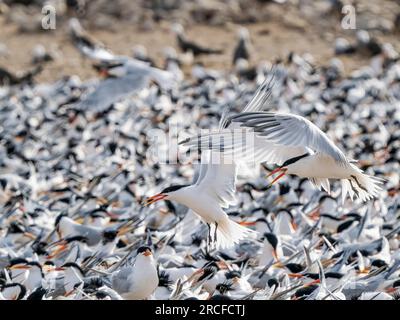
top-left (0, 2), bottom-right (399, 83)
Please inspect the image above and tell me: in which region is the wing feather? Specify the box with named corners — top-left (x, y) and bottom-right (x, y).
top-left (196, 151), bottom-right (237, 208)
top-left (232, 112), bottom-right (348, 165)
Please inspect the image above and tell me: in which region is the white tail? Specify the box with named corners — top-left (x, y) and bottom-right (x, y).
top-left (341, 166), bottom-right (383, 203)
top-left (215, 216), bottom-right (256, 249)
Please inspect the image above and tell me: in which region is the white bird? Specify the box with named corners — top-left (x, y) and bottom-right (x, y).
top-left (111, 246), bottom-right (158, 300)
top-left (76, 58), bottom-right (175, 113)
top-left (143, 76), bottom-right (282, 250)
top-left (143, 151), bottom-right (254, 250)
top-left (182, 79), bottom-right (383, 203)
top-left (68, 18), bottom-right (175, 114)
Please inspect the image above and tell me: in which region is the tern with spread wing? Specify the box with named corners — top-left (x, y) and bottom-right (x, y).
top-left (68, 18), bottom-right (175, 113)
top-left (141, 77), bottom-right (278, 250)
top-left (181, 78), bottom-right (383, 203)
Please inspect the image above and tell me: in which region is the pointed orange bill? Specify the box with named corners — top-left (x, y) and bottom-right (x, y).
top-left (143, 249), bottom-right (152, 256)
top-left (267, 168), bottom-right (287, 187)
top-left (305, 279), bottom-right (321, 286)
top-left (47, 244), bottom-right (68, 259)
top-left (9, 265), bottom-right (29, 270)
top-left (239, 220), bottom-right (257, 226)
top-left (308, 207), bottom-right (321, 220)
top-left (288, 273), bottom-right (304, 278)
top-left (142, 193), bottom-right (167, 207)
top-left (266, 167), bottom-right (283, 178)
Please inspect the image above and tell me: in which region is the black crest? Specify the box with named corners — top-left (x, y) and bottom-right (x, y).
top-left (161, 184), bottom-right (189, 194)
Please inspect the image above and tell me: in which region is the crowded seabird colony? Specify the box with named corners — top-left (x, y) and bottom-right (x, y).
top-left (0, 16), bottom-right (400, 301)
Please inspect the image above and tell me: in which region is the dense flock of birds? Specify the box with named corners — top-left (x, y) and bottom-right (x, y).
top-left (0, 18), bottom-right (400, 300)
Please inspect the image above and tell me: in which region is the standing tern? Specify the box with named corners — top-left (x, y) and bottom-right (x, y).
top-left (171, 23), bottom-right (223, 56)
top-left (111, 246), bottom-right (158, 300)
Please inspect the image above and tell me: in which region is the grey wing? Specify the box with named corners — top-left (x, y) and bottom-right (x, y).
top-left (77, 73), bottom-right (149, 113)
top-left (231, 112), bottom-right (348, 165)
top-left (193, 150), bottom-right (212, 186)
top-left (111, 267), bottom-right (133, 294)
top-left (78, 226), bottom-right (103, 247)
top-left (182, 129), bottom-right (311, 167)
top-left (196, 150), bottom-right (237, 208)
top-left (242, 70), bottom-right (275, 113)
top-left (220, 70), bottom-right (275, 129)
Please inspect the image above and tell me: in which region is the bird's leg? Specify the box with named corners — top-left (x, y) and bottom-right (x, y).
top-left (214, 222), bottom-right (218, 246)
top-left (206, 223), bottom-right (211, 251)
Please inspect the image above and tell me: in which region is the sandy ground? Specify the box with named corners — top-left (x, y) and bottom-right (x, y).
top-left (0, 2), bottom-right (399, 83)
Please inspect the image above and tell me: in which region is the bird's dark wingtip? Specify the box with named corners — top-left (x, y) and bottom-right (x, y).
top-left (178, 138), bottom-right (191, 145)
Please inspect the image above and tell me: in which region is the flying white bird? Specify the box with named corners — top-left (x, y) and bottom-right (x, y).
top-left (142, 74), bottom-right (279, 250)
top-left (182, 78), bottom-right (383, 203)
top-left (143, 150), bottom-right (254, 250)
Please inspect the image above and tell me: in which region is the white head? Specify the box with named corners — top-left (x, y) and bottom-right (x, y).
top-left (136, 246), bottom-right (155, 264)
top-left (238, 27), bottom-right (250, 40)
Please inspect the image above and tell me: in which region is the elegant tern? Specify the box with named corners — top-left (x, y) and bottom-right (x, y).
top-left (182, 79), bottom-right (383, 203)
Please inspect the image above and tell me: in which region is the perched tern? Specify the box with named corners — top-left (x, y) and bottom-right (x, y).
top-left (111, 246), bottom-right (158, 300)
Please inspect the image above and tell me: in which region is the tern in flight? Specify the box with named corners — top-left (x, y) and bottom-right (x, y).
top-left (141, 76), bottom-right (281, 250)
top-left (181, 77), bottom-right (383, 203)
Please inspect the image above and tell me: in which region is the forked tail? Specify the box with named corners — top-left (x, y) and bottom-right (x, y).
top-left (341, 166), bottom-right (384, 203)
top-left (215, 216), bottom-right (256, 249)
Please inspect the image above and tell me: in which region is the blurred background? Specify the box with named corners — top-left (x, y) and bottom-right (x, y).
top-left (0, 0), bottom-right (399, 83)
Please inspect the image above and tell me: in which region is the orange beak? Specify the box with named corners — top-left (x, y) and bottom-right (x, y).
top-left (239, 220), bottom-right (256, 226)
top-left (308, 207), bottom-right (321, 221)
top-left (47, 244), bottom-right (68, 259)
top-left (23, 232), bottom-right (37, 240)
top-left (266, 167), bottom-right (283, 178)
top-left (142, 193), bottom-right (167, 207)
top-left (266, 168), bottom-right (287, 187)
top-left (291, 220), bottom-right (298, 231)
top-left (305, 279), bottom-right (321, 286)
top-left (143, 249), bottom-right (152, 256)
top-left (288, 273), bottom-right (304, 278)
top-left (385, 287), bottom-right (398, 294)
top-left (117, 224), bottom-right (134, 236)
top-left (9, 265), bottom-right (29, 270)
top-left (54, 267), bottom-right (65, 271)
top-left (216, 261), bottom-right (229, 270)
top-left (99, 69), bottom-right (109, 78)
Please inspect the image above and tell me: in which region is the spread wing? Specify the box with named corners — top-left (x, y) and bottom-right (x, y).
top-left (76, 73), bottom-right (149, 113)
top-left (219, 70), bottom-right (275, 129)
top-left (195, 150), bottom-right (237, 208)
top-left (230, 112), bottom-right (348, 165)
top-left (182, 129), bottom-right (311, 167)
